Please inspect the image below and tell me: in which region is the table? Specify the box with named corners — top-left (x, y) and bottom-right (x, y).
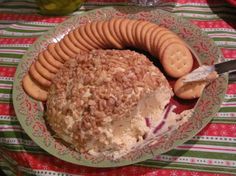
top-left (0, 0), bottom-right (236, 175)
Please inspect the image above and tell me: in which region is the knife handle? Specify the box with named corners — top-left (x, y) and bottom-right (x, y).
top-left (215, 59), bottom-right (236, 74)
top-left (229, 71), bottom-right (236, 84)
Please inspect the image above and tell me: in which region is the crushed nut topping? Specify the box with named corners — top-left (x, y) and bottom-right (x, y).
top-left (46, 49), bottom-right (172, 155)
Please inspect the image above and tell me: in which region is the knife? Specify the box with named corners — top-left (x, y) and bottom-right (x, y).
top-left (183, 59), bottom-right (236, 83)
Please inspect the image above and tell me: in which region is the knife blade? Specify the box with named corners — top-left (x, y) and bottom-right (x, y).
top-left (183, 59), bottom-right (236, 83)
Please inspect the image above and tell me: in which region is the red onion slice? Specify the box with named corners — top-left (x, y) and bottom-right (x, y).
top-left (145, 117), bottom-right (151, 127)
top-left (153, 104), bottom-right (173, 134)
top-left (163, 104), bottom-right (172, 119)
top-left (153, 121), bottom-right (165, 134)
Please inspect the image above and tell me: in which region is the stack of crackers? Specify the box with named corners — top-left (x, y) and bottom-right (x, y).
top-left (23, 18), bottom-right (205, 101)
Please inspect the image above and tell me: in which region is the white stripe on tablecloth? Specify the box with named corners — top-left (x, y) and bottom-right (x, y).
top-left (0, 115), bottom-right (17, 121)
top-left (155, 155), bottom-right (236, 167)
top-left (193, 136), bottom-right (236, 143)
top-left (0, 77), bottom-right (13, 81)
top-left (0, 57), bottom-right (21, 63)
top-left (0, 138), bottom-right (37, 146)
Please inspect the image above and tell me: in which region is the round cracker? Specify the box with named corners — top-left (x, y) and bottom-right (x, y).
top-left (74, 28), bottom-right (94, 50)
top-left (29, 63), bottom-right (51, 87)
top-left (47, 43), bottom-right (64, 63)
top-left (159, 37), bottom-right (184, 60)
top-left (103, 20), bottom-right (123, 49)
top-left (43, 50), bottom-right (63, 69)
top-left (131, 20), bottom-right (142, 48)
top-left (126, 20), bottom-right (137, 47)
top-left (162, 43), bottom-right (193, 78)
top-left (114, 18), bottom-right (126, 46)
top-left (145, 25), bottom-right (159, 54)
top-left (68, 30), bottom-right (89, 52)
top-left (108, 18), bottom-right (124, 47)
top-left (38, 52), bottom-right (58, 73)
top-left (35, 60), bottom-right (55, 81)
top-left (174, 76), bottom-right (207, 99)
top-left (119, 18), bottom-right (131, 47)
top-left (63, 34), bottom-right (84, 54)
top-left (157, 32), bottom-right (180, 50)
top-left (148, 26), bottom-right (165, 56)
top-left (151, 29), bottom-right (169, 57)
top-left (96, 21), bottom-right (111, 48)
top-left (91, 21), bottom-right (108, 48)
top-left (60, 38), bottom-right (77, 58)
top-left (79, 24), bottom-right (100, 49)
top-left (55, 42), bottom-right (70, 61)
top-left (22, 74), bottom-right (48, 101)
top-left (135, 20), bottom-right (150, 49)
top-left (141, 22), bottom-right (156, 51)
top-left (85, 22), bottom-right (105, 48)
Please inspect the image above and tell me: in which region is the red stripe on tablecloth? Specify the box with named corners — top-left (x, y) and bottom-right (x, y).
top-left (227, 84), bottom-right (236, 94)
top-left (176, 0), bottom-right (230, 4)
top-left (221, 48), bottom-right (236, 58)
top-left (0, 13), bottom-right (67, 23)
top-left (197, 123), bottom-right (236, 137)
top-left (3, 151), bottom-right (232, 176)
top-left (0, 67), bottom-right (16, 77)
top-left (191, 20), bottom-right (236, 29)
top-left (0, 104), bottom-right (15, 116)
top-left (0, 38), bottom-right (37, 45)
top-left (2, 151), bottom-right (156, 175)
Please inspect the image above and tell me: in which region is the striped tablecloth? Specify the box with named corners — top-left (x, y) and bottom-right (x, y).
top-left (0, 0), bottom-right (236, 175)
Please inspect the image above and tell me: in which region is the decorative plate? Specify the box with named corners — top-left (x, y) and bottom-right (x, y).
top-left (13, 6), bottom-right (228, 167)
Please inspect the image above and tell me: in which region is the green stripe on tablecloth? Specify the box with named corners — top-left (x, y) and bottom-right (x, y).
top-left (1, 143), bottom-right (44, 153)
top-left (211, 118), bottom-right (236, 125)
top-left (0, 131), bottom-right (29, 138)
top-left (4, 28), bottom-right (49, 33)
top-left (0, 80), bottom-right (13, 85)
top-left (211, 118), bottom-right (236, 124)
top-left (0, 53), bottom-right (23, 59)
top-left (0, 120), bottom-right (20, 126)
top-left (0, 47), bottom-right (29, 50)
top-left (0, 81), bottom-right (13, 84)
top-left (0, 62), bottom-right (20, 67)
top-left (164, 150), bottom-right (236, 161)
top-left (215, 45), bottom-right (236, 49)
top-left (0, 89), bottom-right (13, 94)
top-left (219, 107), bottom-right (236, 112)
top-left (224, 98), bottom-right (236, 102)
top-left (206, 31), bottom-right (236, 35)
top-left (212, 38), bottom-right (236, 42)
top-left (0, 99), bottom-right (13, 103)
top-left (136, 160), bottom-right (236, 174)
